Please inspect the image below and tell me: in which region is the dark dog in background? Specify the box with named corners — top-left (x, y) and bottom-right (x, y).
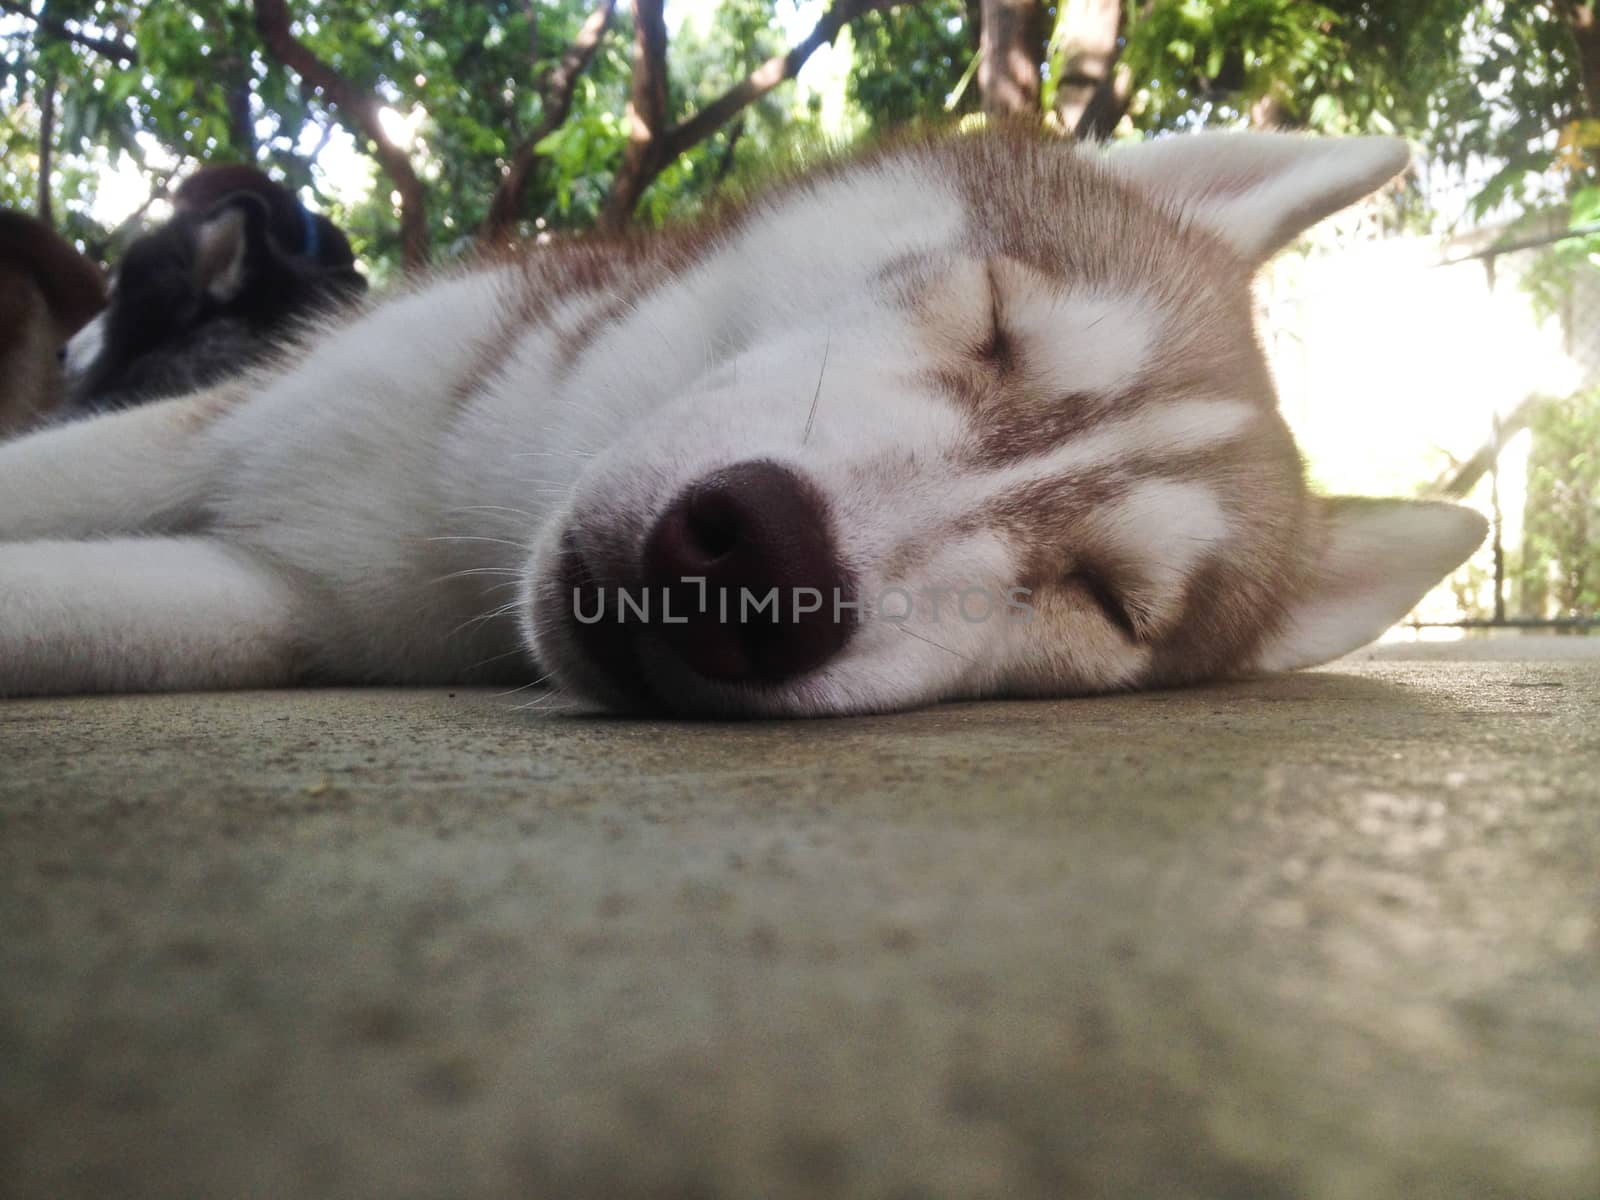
top-left (0, 212), bottom-right (107, 435)
top-left (62, 165), bottom-right (367, 414)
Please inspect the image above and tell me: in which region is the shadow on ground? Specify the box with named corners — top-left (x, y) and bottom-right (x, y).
top-left (2, 641), bottom-right (1597, 1198)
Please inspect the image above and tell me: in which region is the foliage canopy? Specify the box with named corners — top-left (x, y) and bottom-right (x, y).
top-left (4, 0), bottom-right (1599, 269)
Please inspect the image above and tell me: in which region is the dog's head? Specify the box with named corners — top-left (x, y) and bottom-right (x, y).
top-left (63, 175), bottom-right (365, 412)
top-left (524, 128), bottom-right (1486, 716)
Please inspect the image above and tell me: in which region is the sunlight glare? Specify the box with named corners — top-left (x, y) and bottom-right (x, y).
top-left (307, 122), bottom-right (377, 209)
top-left (87, 134), bottom-right (178, 227)
top-left (376, 104), bottom-right (424, 150)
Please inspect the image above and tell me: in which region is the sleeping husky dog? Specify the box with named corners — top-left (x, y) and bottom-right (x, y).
top-left (0, 126), bottom-right (1485, 716)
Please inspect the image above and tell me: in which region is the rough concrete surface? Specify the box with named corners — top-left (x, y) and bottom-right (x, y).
top-left (2, 640), bottom-right (1598, 1199)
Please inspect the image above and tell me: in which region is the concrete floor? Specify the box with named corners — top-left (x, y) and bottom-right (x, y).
top-left (2, 640), bottom-right (1598, 1199)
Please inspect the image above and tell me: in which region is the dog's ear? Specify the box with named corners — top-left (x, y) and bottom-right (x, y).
top-left (1253, 497), bottom-right (1487, 672)
top-left (1105, 133), bottom-right (1410, 262)
top-left (192, 192), bottom-right (274, 303)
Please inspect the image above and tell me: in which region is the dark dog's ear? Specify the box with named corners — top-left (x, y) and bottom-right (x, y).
top-left (192, 191), bottom-right (274, 303)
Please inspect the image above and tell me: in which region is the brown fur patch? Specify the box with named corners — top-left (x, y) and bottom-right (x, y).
top-left (0, 214), bottom-right (106, 433)
top-left (0, 270), bottom-right (58, 435)
top-left (0, 212), bottom-right (106, 335)
top-left (173, 378), bottom-right (254, 434)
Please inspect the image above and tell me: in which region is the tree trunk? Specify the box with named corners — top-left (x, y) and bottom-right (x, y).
top-left (1562, 2), bottom-right (1600, 118)
top-left (253, 0), bottom-right (430, 268)
top-left (1051, 0), bottom-right (1121, 135)
top-left (200, 7), bottom-right (257, 159)
top-left (482, 0), bottom-right (618, 242)
top-left (37, 68), bottom-right (56, 227)
top-left (713, 117), bottom-right (746, 185)
top-left (1249, 90), bottom-right (1292, 130)
top-left (1426, 394), bottom-right (1544, 499)
top-left (599, 0), bottom-right (670, 232)
top-left (226, 75), bottom-right (256, 157)
top-left (978, 0), bottom-right (1041, 116)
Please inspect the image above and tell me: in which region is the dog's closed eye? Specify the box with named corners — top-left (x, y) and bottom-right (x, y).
top-left (974, 321), bottom-right (1016, 372)
top-left (1072, 569), bottom-right (1140, 640)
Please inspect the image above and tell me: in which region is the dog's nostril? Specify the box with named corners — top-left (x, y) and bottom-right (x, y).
top-left (641, 460), bottom-right (855, 684)
top-left (685, 492), bottom-right (742, 561)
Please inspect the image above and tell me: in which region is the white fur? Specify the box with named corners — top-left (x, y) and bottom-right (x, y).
top-left (195, 207), bottom-right (250, 301)
top-left (1254, 501), bottom-right (1489, 672)
top-left (1107, 132), bottom-right (1412, 261)
top-left (62, 311), bottom-right (105, 381)
top-left (561, 163), bottom-right (966, 421)
top-left (1001, 269), bottom-right (1159, 396)
top-left (0, 131), bottom-right (1483, 713)
top-left (1089, 479), bottom-right (1232, 629)
top-left (988, 398), bottom-right (1259, 487)
top-left (0, 538), bottom-right (303, 693)
top-left (0, 390), bottom-right (220, 539)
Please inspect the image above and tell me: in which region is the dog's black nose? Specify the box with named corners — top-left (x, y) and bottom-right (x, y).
top-left (642, 460), bottom-right (854, 682)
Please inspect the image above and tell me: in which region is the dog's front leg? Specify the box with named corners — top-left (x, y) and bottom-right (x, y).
top-left (0, 537), bottom-right (309, 697)
top-left (0, 385), bottom-right (240, 543)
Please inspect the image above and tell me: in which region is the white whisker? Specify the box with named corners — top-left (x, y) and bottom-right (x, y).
top-left (446, 504), bottom-right (538, 520)
top-left (447, 597), bottom-right (527, 641)
top-left (896, 623), bottom-right (974, 663)
top-left (511, 449), bottom-right (594, 461)
top-left (427, 534), bottom-right (529, 550)
top-left (499, 668), bottom-right (558, 699)
top-left (432, 566), bottom-right (523, 584)
top-left (618, 295), bottom-right (679, 363)
top-left (466, 645), bottom-right (534, 674)
top-left (802, 326), bottom-right (831, 446)
top-left (514, 685), bottom-right (577, 713)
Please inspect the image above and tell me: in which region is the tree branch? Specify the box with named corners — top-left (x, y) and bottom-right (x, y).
top-left (482, 0), bottom-right (618, 241)
top-left (1560, 2), bottom-right (1600, 119)
top-left (1426, 394), bottom-right (1546, 500)
top-left (252, 0), bottom-right (430, 268)
top-left (599, 0), bottom-right (670, 231)
top-left (1050, 0), bottom-right (1120, 135)
top-left (666, 0), bottom-right (897, 156)
top-left (978, 0), bottom-right (1040, 116)
top-left (0, 0), bottom-right (137, 64)
top-left (1051, 0), bottom-right (1153, 138)
top-left (201, 8), bottom-right (257, 157)
top-left (601, 0), bottom-right (903, 230)
top-left (36, 66), bottom-right (55, 227)
top-left (525, 0), bottom-right (543, 92)
top-left (712, 115), bottom-right (746, 185)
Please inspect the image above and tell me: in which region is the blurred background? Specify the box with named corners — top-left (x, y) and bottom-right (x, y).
top-left (2, 0), bottom-right (1596, 633)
